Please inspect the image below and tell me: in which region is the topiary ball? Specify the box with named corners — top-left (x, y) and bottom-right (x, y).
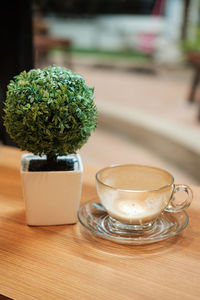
top-left (4, 65), bottom-right (98, 158)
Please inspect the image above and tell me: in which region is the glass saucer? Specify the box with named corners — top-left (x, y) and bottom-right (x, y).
top-left (78, 198), bottom-right (189, 245)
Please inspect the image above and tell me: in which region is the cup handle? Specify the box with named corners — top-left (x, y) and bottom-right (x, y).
top-left (165, 184), bottom-right (193, 213)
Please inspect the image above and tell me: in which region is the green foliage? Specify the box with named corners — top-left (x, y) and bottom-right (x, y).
top-left (182, 28), bottom-right (200, 52)
top-left (4, 65), bottom-right (98, 157)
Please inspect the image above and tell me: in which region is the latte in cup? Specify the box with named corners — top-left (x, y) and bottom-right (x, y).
top-left (99, 188), bottom-right (172, 225)
top-left (96, 165), bottom-right (174, 226)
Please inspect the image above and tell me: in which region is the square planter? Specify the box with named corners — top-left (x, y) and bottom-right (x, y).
top-left (21, 153), bottom-right (83, 226)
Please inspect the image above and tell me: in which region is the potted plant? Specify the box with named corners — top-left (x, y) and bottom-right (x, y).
top-left (4, 65), bottom-right (98, 226)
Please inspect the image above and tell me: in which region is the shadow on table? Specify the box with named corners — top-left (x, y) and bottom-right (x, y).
top-left (73, 224), bottom-right (192, 260)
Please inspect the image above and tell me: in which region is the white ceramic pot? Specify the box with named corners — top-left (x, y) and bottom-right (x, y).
top-left (21, 154), bottom-right (83, 226)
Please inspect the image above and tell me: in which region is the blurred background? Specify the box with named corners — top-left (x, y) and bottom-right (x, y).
top-left (1, 0), bottom-right (200, 184)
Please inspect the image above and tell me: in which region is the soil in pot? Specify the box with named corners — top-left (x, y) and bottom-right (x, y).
top-left (28, 157), bottom-right (75, 172)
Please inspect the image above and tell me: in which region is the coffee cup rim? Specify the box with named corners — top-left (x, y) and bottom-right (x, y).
top-left (96, 164), bottom-right (174, 192)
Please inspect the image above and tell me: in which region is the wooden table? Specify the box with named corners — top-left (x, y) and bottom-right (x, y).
top-left (0, 146), bottom-right (200, 300)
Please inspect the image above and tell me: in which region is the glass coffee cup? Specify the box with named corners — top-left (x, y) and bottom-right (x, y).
top-left (96, 164), bottom-right (193, 231)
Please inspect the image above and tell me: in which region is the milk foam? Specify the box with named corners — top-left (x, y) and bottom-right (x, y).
top-left (100, 190), bottom-right (170, 224)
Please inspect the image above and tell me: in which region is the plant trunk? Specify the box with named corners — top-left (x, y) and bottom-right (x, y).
top-left (47, 154), bottom-right (57, 165)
